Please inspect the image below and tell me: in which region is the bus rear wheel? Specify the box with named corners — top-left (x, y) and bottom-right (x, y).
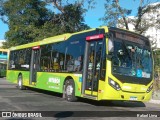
top-left (64, 79), bottom-right (77, 102)
top-left (18, 75), bottom-right (26, 90)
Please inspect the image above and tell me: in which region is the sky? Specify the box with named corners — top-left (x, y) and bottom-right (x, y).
top-left (0, 0), bottom-right (159, 40)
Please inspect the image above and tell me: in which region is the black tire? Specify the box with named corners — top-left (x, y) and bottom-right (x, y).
top-left (64, 79), bottom-right (77, 102)
top-left (17, 75), bottom-right (26, 90)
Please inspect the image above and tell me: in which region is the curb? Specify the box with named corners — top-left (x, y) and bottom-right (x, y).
top-left (148, 99), bottom-right (160, 104)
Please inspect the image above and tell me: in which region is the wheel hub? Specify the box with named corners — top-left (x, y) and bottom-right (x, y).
top-left (66, 85), bottom-right (73, 95)
top-left (18, 79), bottom-right (22, 87)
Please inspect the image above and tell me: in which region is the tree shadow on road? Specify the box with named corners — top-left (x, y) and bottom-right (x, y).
top-left (54, 111), bottom-right (74, 119)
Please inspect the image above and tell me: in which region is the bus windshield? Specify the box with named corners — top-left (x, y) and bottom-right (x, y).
top-left (112, 40), bottom-right (152, 79)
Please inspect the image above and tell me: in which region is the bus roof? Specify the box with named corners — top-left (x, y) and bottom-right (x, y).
top-left (9, 26), bottom-right (108, 51)
top-left (0, 49), bottom-right (9, 52)
top-left (10, 33), bottom-right (71, 50)
top-left (9, 26), bottom-right (150, 51)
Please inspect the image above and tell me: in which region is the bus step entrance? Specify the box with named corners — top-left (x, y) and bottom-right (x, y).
top-left (82, 94), bottom-right (97, 100)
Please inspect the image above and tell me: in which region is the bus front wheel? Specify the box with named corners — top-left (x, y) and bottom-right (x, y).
top-left (18, 75), bottom-right (26, 90)
top-left (64, 79), bottom-right (77, 102)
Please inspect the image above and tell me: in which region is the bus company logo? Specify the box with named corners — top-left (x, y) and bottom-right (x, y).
top-left (2, 112), bottom-right (11, 117)
top-left (48, 77), bottom-right (60, 84)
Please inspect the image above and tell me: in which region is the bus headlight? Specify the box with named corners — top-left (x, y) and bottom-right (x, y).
top-left (109, 78), bottom-right (121, 91)
top-left (146, 83), bottom-right (153, 93)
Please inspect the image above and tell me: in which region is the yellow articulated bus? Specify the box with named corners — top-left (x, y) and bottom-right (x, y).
top-left (7, 26), bottom-right (153, 102)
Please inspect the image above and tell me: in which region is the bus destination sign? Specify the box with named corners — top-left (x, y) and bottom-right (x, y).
top-left (115, 32), bottom-right (145, 45)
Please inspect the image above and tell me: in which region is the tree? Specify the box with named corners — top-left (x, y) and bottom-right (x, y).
top-left (0, 0), bottom-right (90, 48)
top-left (45, 0), bottom-right (92, 33)
top-left (100, 0), bottom-right (131, 29)
top-left (101, 0), bottom-right (160, 34)
top-left (45, 0), bottom-right (96, 11)
top-left (154, 49), bottom-right (160, 70)
top-left (0, 0), bottom-right (55, 48)
top-left (50, 3), bottom-right (90, 33)
top-left (153, 49), bottom-right (160, 90)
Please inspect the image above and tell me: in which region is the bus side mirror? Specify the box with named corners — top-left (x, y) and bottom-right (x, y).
top-left (108, 40), bottom-right (114, 53)
top-left (106, 33), bottom-right (114, 60)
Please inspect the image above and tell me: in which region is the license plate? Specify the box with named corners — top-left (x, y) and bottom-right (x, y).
top-left (130, 96), bottom-right (137, 100)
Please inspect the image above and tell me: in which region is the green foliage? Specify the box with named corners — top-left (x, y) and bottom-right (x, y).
top-left (1, 0), bottom-right (54, 48)
top-left (153, 49), bottom-right (160, 71)
top-left (153, 49), bottom-right (160, 90)
top-left (51, 4), bottom-right (89, 33)
top-left (45, 0), bottom-right (91, 33)
top-left (0, 0), bottom-right (90, 48)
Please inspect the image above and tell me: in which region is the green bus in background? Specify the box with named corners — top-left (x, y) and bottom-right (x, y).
top-left (0, 63), bottom-right (7, 77)
top-left (0, 49), bottom-right (8, 77)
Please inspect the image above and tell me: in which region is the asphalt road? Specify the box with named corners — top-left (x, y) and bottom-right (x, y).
top-left (0, 78), bottom-right (160, 120)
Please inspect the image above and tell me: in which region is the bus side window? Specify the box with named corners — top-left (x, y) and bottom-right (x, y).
top-left (66, 56), bottom-right (73, 72)
top-left (60, 56), bottom-right (64, 70)
top-left (53, 53), bottom-right (60, 72)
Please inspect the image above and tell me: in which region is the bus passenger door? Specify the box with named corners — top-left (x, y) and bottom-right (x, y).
top-left (82, 34), bottom-right (105, 97)
top-left (30, 46), bottom-right (40, 85)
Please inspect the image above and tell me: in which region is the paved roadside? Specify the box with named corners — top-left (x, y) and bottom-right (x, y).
top-left (149, 99), bottom-right (160, 104)
top-left (148, 90), bottom-right (160, 104)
